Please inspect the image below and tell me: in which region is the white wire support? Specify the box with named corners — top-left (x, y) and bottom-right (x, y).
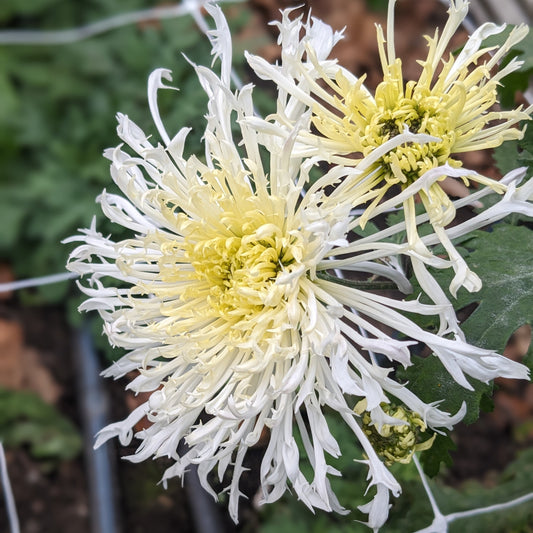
top-left (0, 271), bottom-right (78, 294)
top-left (412, 453), bottom-right (533, 533)
top-left (445, 491), bottom-right (533, 524)
top-left (0, 0), bottom-right (244, 46)
top-left (0, 442), bottom-right (20, 533)
top-left (413, 454), bottom-right (449, 533)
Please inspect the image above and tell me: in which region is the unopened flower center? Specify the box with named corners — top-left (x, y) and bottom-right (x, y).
top-left (356, 401), bottom-right (435, 466)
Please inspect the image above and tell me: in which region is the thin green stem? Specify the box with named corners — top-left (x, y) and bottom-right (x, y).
top-left (316, 271), bottom-right (397, 290)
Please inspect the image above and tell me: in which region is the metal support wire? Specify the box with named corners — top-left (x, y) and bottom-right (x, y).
top-left (0, 443), bottom-right (20, 533)
top-left (0, 1), bottom-right (244, 46)
top-left (0, 272), bottom-right (77, 294)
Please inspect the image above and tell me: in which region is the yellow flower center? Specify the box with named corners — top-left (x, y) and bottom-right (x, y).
top-left (347, 79), bottom-right (458, 186)
top-left (155, 191), bottom-right (305, 322)
top-left (185, 220), bottom-right (297, 317)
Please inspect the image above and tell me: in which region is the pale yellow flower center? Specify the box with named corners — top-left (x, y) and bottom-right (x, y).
top-left (185, 222), bottom-right (297, 317)
top-left (155, 190), bottom-right (306, 323)
top-left (346, 79), bottom-right (457, 186)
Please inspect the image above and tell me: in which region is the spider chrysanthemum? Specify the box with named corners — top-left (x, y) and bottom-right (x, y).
top-left (66, 6), bottom-right (530, 531)
top-left (247, 0), bottom-right (532, 295)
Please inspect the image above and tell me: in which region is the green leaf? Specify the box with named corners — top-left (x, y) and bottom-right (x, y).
top-left (430, 225), bottom-right (533, 356)
top-left (494, 120), bottom-right (533, 176)
top-left (396, 355), bottom-right (492, 427)
top-left (420, 433), bottom-right (456, 478)
top-left (398, 224), bottom-right (532, 478)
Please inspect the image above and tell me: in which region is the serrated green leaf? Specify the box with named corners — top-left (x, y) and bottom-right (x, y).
top-left (396, 355), bottom-right (492, 426)
top-left (428, 225), bottom-right (533, 355)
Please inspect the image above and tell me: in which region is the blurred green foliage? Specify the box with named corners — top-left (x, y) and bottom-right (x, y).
top-left (366, 0), bottom-right (389, 12)
top-left (0, 0), bottom-right (251, 303)
top-left (0, 387), bottom-right (82, 466)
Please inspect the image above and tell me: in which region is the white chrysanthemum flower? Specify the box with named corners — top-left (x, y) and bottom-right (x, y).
top-left (65, 5), bottom-right (529, 531)
top-left (246, 0), bottom-right (533, 296)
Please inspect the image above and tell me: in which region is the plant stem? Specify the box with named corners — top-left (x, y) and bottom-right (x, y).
top-left (316, 271), bottom-right (397, 290)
